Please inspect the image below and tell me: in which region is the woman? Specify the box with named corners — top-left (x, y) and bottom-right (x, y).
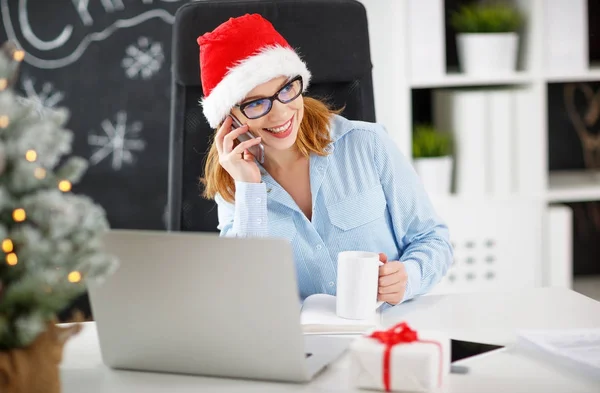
top-left (198, 14), bottom-right (452, 305)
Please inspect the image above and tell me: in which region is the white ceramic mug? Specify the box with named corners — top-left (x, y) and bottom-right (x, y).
top-left (336, 251), bottom-right (384, 320)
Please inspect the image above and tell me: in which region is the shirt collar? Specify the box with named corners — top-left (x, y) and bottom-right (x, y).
top-left (257, 113), bottom-right (354, 176)
top-left (327, 114), bottom-right (355, 145)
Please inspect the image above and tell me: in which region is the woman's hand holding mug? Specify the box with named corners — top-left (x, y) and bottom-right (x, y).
top-left (377, 252), bottom-right (408, 305)
top-left (215, 115), bottom-right (262, 183)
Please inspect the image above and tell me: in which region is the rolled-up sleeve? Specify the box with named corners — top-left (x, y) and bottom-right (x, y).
top-left (372, 125), bottom-right (453, 302)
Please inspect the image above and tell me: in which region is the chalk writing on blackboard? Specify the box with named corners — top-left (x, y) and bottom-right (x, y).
top-left (1, 0), bottom-right (181, 69)
top-left (88, 111), bottom-right (146, 171)
top-left (122, 36), bottom-right (164, 79)
top-left (16, 75), bottom-right (66, 116)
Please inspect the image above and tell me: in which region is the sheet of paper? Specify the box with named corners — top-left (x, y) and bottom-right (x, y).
top-left (517, 328), bottom-right (600, 379)
top-left (300, 294), bottom-right (381, 335)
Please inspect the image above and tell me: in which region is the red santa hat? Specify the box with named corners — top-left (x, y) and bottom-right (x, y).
top-left (197, 14), bottom-right (311, 128)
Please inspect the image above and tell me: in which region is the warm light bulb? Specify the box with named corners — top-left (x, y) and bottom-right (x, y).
top-left (34, 167), bottom-right (46, 179)
top-left (0, 78), bottom-right (6, 90)
top-left (68, 271), bottom-right (82, 283)
top-left (25, 149), bottom-right (37, 162)
top-left (12, 208), bottom-right (26, 222)
top-left (1, 239), bottom-right (13, 253)
top-left (58, 180), bottom-right (72, 192)
top-left (13, 50), bottom-right (25, 62)
top-left (0, 115), bottom-right (8, 128)
top-left (6, 253), bottom-right (17, 266)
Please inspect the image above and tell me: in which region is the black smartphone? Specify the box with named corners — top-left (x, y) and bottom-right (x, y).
top-left (230, 114), bottom-right (265, 164)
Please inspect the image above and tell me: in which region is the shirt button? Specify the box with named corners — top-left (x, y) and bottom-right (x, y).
top-left (256, 218), bottom-right (262, 224)
top-left (316, 244), bottom-right (322, 250)
top-left (329, 281), bottom-right (334, 287)
top-left (256, 197), bottom-right (261, 203)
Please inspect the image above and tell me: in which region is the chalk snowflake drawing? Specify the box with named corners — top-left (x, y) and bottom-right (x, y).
top-left (17, 76), bottom-right (65, 116)
top-left (121, 36), bottom-right (164, 79)
top-left (88, 111), bottom-right (146, 170)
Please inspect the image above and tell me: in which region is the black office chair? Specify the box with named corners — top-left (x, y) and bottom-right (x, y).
top-left (167, 0), bottom-right (376, 232)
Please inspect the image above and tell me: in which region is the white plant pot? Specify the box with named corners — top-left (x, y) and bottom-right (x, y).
top-left (413, 156), bottom-right (453, 196)
top-left (457, 33), bottom-right (519, 75)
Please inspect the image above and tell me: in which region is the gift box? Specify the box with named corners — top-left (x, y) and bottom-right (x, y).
top-left (349, 322), bottom-right (450, 392)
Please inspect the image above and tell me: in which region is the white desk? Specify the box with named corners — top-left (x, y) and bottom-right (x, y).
top-left (61, 288), bottom-right (600, 393)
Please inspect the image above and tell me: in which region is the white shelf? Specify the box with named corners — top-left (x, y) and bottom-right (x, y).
top-left (545, 66), bottom-right (600, 83)
top-left (410, 71), bottom-right (533, 89)
top-left (430, 194), bottom-right (542, 205)
top-left (547, 170), bottom-right (600, 203)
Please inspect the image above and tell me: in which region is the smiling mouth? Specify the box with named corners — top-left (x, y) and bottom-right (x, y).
top-left (263, 116), bottom-right (294, 133)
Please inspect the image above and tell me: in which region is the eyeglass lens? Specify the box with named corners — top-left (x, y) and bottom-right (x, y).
top-left (242, 78), bottom-right (302, 119)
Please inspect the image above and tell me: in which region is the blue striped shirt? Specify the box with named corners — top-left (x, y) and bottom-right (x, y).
top-left (215, 115), bottom-right (453, 303)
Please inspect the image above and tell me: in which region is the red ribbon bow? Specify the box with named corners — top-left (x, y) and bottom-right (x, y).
top-left (368, 322), bottom-right (442, 392)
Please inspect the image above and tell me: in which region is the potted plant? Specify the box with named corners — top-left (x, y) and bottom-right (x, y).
top-left (412, 124), bottom-right (453, 196)
top-left (450, 1), bottom-right (524, 75)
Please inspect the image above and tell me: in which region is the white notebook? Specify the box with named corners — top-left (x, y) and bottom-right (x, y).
top-left (517, 328), bottom-right (600, 379)
top-left (300, 294), bottom-right (382, 335)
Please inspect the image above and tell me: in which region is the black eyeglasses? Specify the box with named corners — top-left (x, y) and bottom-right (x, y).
top-left (235, 75), bottom-right (303, 119)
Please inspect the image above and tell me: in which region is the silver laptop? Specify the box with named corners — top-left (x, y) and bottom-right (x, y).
top-left (87, 229), bottom-right (351, 383)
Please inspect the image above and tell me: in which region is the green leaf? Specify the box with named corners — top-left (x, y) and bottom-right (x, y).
top-left (450, 2), bottom-right (523, 33)
top-left (412, 124), bottom-right (453, 158)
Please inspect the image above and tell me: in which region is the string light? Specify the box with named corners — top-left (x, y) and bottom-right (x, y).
top-left (6, 253), bottom-right (17, 266)
top-left (34, 167), bottom-right (46, 179)
top-left (68, 271), bottom-right (82, 283)
top-left (25, 149), bottom-right (37, 162)
top-left (58, 180), bottom-right (72, 192)
top-left (13, 50), bottom-right (25, 62)
top-left (12, 208), bottom-right (26, 222)
top-left (0, 115), bottom-right (8, 128)
top-left (0, 78), bottom-right (6, 90)
top-left (1, 239), bottom-right (13, 253)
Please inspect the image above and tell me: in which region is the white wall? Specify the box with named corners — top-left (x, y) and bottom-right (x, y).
top-left (357, 0), bottom-right (411, 156)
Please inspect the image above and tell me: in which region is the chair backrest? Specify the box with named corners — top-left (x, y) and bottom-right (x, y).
top-left (427, 198), bottom-right (544, 295)
top-left (167, 0), bottom-right (375, 232)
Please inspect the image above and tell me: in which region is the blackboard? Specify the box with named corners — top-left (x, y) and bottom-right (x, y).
top-left (0, 0), bottom-right (194, 231)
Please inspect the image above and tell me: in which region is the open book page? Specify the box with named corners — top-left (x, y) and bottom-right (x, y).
top-left (300, 294), bottom-right (382, 335)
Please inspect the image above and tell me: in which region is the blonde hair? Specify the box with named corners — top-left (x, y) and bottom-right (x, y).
top-left (201, 97), bottom-right (340, 203)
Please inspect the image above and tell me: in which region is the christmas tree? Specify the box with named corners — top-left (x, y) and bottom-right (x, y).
top-left (0, 41), bottom-right (118, 350)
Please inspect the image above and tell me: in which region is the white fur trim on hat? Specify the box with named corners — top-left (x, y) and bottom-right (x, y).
top-left (201, 45), bottom-right (311, 128)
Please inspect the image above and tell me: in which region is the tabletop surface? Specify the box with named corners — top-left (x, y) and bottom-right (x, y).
top-left (382, 286), bottom-right (600, 345)
top-left (60, 287), bottom-right (600, 393)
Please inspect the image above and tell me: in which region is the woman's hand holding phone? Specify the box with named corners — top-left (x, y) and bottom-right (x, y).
top-left (215, 116), bottom-right (262, 183)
